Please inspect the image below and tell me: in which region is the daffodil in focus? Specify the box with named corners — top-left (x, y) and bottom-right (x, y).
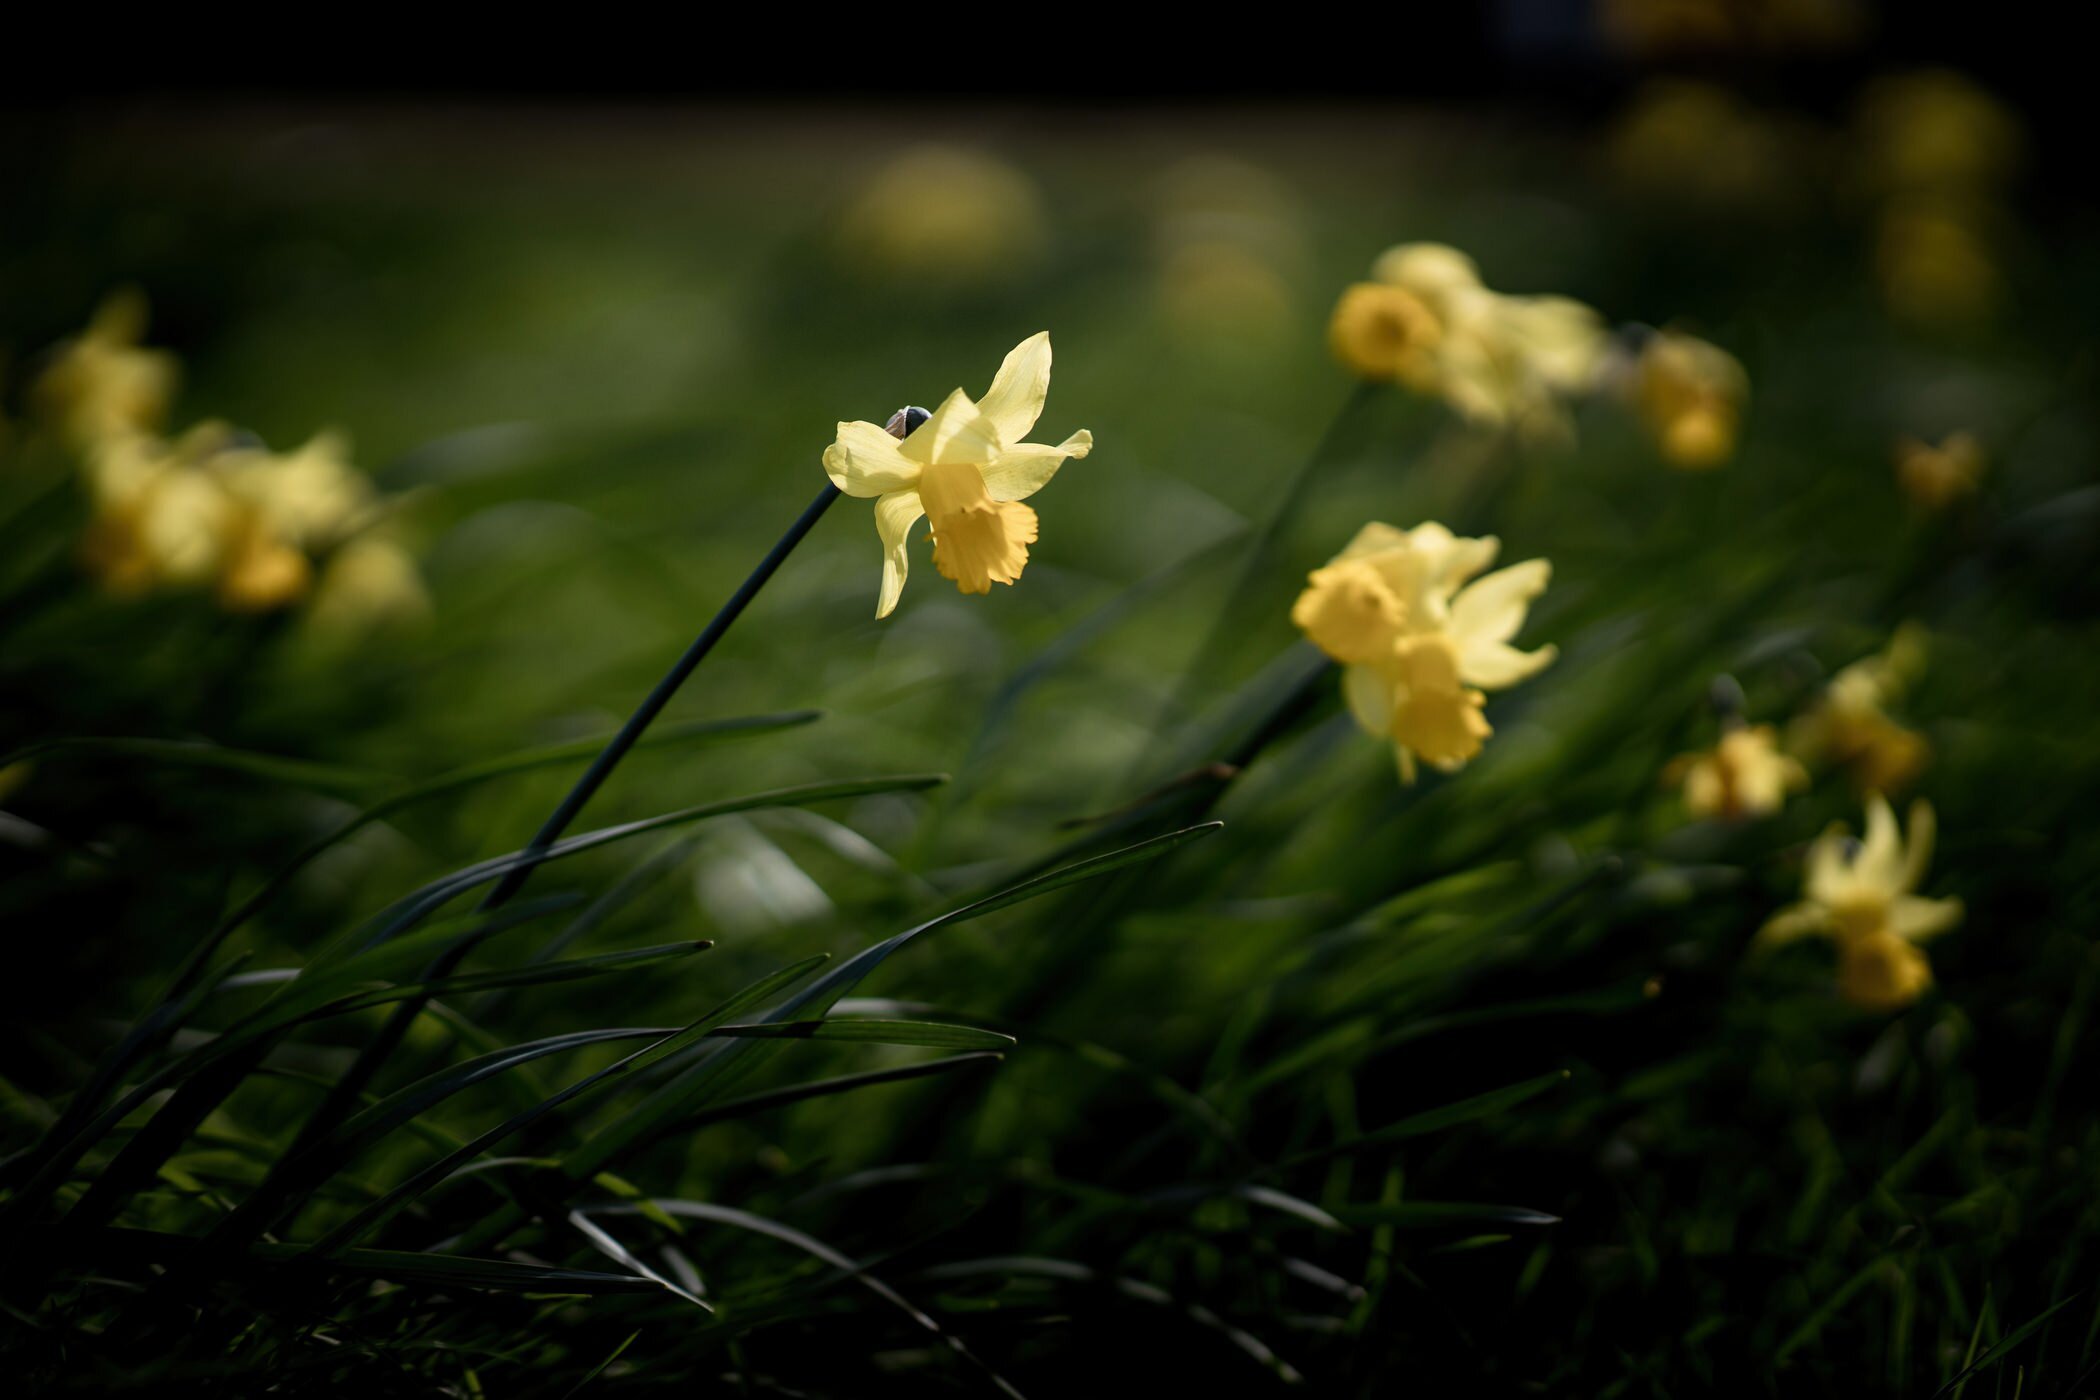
top-left (1757, 795), bottom-right (1961, 1011)
top-left (822, 333), bottom-right (1092, 619)
top-left (1791, 626), bottom-right (1930, 795)
top-left (31, 290), bottom-right (178, 450)
top-left (1669, 722), bottom-right (1806, 820)
top-left (1894, 431), bottom-right (1985, 510)
top-left (1292, 521), bottom-right (1555, 782)
top-left (1625, 329), bottom-right (1748, 468)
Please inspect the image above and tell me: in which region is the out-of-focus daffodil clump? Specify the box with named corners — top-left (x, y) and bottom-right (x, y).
top-left (3, 67), bottom-right (2095, 1396)
top-left (13, 292), bottom-right (427, 632)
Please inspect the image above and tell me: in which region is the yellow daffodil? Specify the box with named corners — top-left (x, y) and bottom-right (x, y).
top-left (1875, 201), bottom-right (2002, 327)
top-left (78, 424), bottom-right (240, 595)
top-left (1854, 70), bottom-right (2022, 200)
top-left (1669, 723), bottom-right (1806, 820)
top-left (1329, 282), bottom-right (1445, 389)
top-left (1627, 329), bottom-right (1748, 468)
top-left (306, 533), bottom-right (432, 636)
top-left (837, 146), bottom-right (1046, 284)
top-left (822, 332), bottom-right (1092, 619)
top-left (209, 430), bottom-right (375, 612)
top-left (1334, 244), bottom-right (1607, 441)
top-left (1895, 431), bottom-right (1985, 509)
top-left (1757, 794), bottom-right (1962, 1011)
top-left (1293, 521), bottom-right (1555, 782)
top-left (30, 291), bottom-right (179, 451)
top-left (1791, 626), bottom-right (1931, 795)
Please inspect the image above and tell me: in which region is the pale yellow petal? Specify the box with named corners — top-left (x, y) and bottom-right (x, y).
top-left (980, 429), bottom-right (1092, 503)
top-left (1340, 662), bottom-right (1394, 740)
top-left (1450, 559), bottom-right (1552, 648)
top-left (1889, 894), bottom-right (1962, 943)
top-left (1857, 793), bottom-right (1905, 896)
top-left (825, 421), bottom-right (923, 498)
top-left (900, 388), bottom-right (999, 467)
top-left (873, 489), bottom-right (925, 619)
top-left (1755, 902), bottom-right (1832, 950)
top-left (976, 331), bottom-right (1053, 445)
top-left (1460, 639), bottom-right (1558, 690)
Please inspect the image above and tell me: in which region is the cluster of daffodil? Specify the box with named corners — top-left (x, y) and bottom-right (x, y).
top-left (824, 332), bottom-right (1093, 619)
top-left (21, 294), bottom-right (427, 630)
top-left (1669, 626), bottom-right (1931, 823)
top-left (1328, 242), bottom-right (1748, 467)
top-left (1289, 520), bottom-right (1556, 783)
top-left (1758, 794), bottom-right (1963, 1011)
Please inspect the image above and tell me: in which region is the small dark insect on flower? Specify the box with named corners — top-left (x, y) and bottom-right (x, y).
top-left (884, 405), bottom-right (932, 440)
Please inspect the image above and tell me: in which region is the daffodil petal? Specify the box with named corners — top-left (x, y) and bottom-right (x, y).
top-left (1755, 902), bottom-right (1831, 949)
top-left (825, 422), bottom-right (923, 498)
top-left (900, 388), bottom-right (999, 467)
top-left (874, 489), bottom-right (924, 619)
top-left (976, 331), bottom-right (1053, 445)
top-left (1889, 894), bottom-right (1962, 942)
top-left (1450, 559), bottom-right (1552, 648)
top-left (1341, 662), bottom-right (1394, 739)
top-left (1857, 793), bottom-right (1905, 892)
top-left (980, 429), bottom-right (1092, 503)
top-left (1460, 639), bottom-right (1557, 690)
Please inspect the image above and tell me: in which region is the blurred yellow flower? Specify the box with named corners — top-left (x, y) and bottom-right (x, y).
top-left (1894, 431), bottom-right (1985, 509)
top-left (31, 291), bottom-right (178, 450)
top-left (78, 424), bottom-right (239, 595)
top-left (1609, 81), bottom-right (1797, 209)
top-left (1757, 794), bottom-right (1961, 1011)
top-left (0, 760), bottom-right (31, 804)
top-left (1329, 283), bottom-right (1444, 388)
top-left (1334, 244), bottom-right (1607, 441)
top-left (306, 533), bottom-right (432, 636)
top-left (823, 333), bottom-right (1092, 619)
top-left (1791, 626), bottom-right (1930, 796)
top-left (1854, 70), bottom-right (2022, 200)
top-left (1293, 521), bottom-right (1555, 782)
top-left (1876, 201), bottom-right (2002, 327)
top-left (1626, 330), bottom-right (1748, 469)
top-left (1153, 156), bottom-right (1303, 348)
top-left (1670, 723), bottom-right (1807, 820)
top-left (837, 146), bottom-right (1046, 284)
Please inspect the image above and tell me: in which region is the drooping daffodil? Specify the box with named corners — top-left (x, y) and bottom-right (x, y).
top-left (1292, 521), bottom-right (1556, 782)
top-left (823, 332), bottom-right (1092, 619)
top-left (1757, 794), bottom-right (1963, 1011)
